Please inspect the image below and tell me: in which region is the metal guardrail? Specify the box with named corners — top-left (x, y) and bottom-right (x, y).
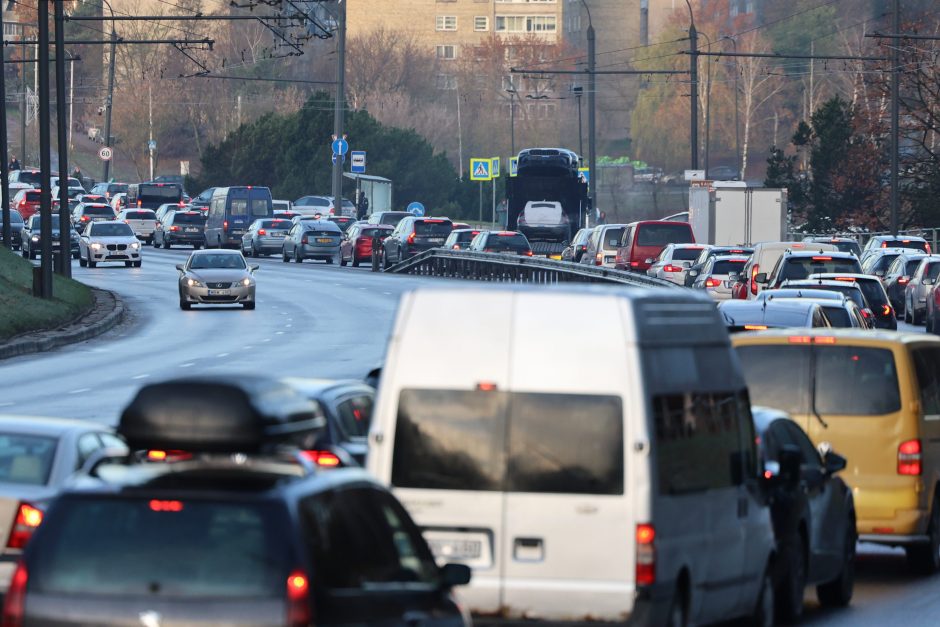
top-left (385, 249), bottom-right (681, 289)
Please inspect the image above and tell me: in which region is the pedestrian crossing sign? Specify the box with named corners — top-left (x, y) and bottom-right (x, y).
top-left (509, 157), bottom-right (518, 177)
top-left (491, 157), bottom-right (500, 178)
top-left (470, 158), bottom-right (492, 181)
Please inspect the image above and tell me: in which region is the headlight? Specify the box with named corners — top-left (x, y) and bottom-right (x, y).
top-left (130, 241), bottom-right (140, 249)
top-left (90, 242), bottom-right (102, 250)
top-left (30, 235), bottom-right (39, 242)
top-left (187, 278), bottom-right (204, 287)
top-left (242, 278), bottom-right (253, 287)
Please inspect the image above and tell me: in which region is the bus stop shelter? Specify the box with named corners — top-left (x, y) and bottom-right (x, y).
top-left (344, 173), bottom-right (393, 213)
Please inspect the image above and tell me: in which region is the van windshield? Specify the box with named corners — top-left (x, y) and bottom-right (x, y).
top-left (636, 223), bottom-right (694, 246)
top-left (735, 344), bottom-right (900, 416)
top-left (31, 497), bottom-right (287, 598)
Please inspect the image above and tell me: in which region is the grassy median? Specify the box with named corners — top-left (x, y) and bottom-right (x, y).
top-left (0, 246), bottom-right (93, 341)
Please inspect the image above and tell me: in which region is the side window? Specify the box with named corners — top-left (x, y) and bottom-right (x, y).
top-left (913, 347), bottom-right (940, 420)
top-left (300, 488), bottom-right (438, 590)
top-left (785, 422), bottom-right (822, 469)
top-left (76, 433), bottom-right (102, 468)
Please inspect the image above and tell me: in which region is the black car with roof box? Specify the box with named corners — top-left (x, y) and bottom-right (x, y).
top-left (3, 377), bottom-right (471, 627)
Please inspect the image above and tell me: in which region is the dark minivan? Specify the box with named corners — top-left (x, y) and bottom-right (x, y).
top-left (205, 186), bottom-right (274, 248)
top-left (2, 377), bottom-right (471, 627)
top-left (127, 182), bottom-right (183, 210)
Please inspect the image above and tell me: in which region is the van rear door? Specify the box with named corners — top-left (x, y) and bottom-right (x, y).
top-left (501, 293), bottom-right (633, 621)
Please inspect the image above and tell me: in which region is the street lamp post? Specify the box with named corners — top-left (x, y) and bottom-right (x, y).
top-left (573, 85), bottom-right (583, 158)
top-left (101, 0), bottom-right (116, 182)
top-left (701, 31), bottom-right (712, 177)
top-left (580, 0), bottom-right (596, 224)
top-left (506, 80), bottom-right (516, 156)
top-left (722, 35), bottom-right (741, 179)
top-left (684, 0), bottom-right (698, 170)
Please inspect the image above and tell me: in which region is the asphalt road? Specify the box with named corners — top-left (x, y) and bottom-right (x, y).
top-left (0, 246), bottom-right (439, 422)
top-left (0, 247), bottom-right (934, 625)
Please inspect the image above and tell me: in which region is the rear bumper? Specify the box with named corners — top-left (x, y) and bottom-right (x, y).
top-left (300, 244), bottom-right (340, 259)
top-left (166, 233), bottom-right (204, 244)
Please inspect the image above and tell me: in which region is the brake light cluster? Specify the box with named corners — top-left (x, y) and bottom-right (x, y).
top-left (2, 563), bottom-right (27, 627)
top-left (663, 265), bottom-right (683, 273)
top-left (898, 439), bottom-right (922, 475)
top-left (258, 229), bottom-right (267, 236)
top-left (6, 503), bottom-right (42, 550)
top-left (704, 277), bottom-right (720, 288)
top-left (635, 523), bottom-right (655, 586)
top-left (788, 336), bottom-right (838, 344)
top-left (750, 264), bottom-right (760, 295)
top-left (301, 450), bottom-right (342, 467)
top-left (287, 570), bottom-right (311, 627)
top-left (407, 232), bottom-right (416, 245)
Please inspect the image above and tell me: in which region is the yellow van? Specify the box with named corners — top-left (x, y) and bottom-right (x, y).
top-left (732, 329), bottom-right (940, 572)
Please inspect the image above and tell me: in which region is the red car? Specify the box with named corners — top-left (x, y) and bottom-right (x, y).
top-left (12, 189), bottom-right (40, 220)
top-left (615, 220), bottom-right (695, 272)
top-left (340, 223), bottom-right (393, 267)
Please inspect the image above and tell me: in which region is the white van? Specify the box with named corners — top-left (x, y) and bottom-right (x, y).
top-left (368, 286), bottom-right (776, 625)
top-left (742, 241), bottom-right (836, 300)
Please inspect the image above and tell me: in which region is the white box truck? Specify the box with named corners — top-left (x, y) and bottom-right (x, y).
top-left (689, 185), bottom-right (787, 246)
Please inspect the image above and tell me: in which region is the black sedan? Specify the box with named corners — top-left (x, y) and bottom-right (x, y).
top-left (0, 210), bottom-right (24, 250)
top-left (753, 407), bottom-right (856, 622)
top-left (283, 378), bottom-right (373, 468)
top-left (20, 214), bottom-right (80, 260)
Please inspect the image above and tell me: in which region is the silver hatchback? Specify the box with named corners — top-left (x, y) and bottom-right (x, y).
top-left (177, 250), bottom-right (258, 310)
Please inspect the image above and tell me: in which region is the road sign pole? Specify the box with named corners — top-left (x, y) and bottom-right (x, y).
top-left (479, 182), bottom-right (482, 223)
top-left (491, 179), bottom-right (496, 226)
top-left (55, 0), bottom-right (70, 277)
top-left (330, 0), bottom-right (346, 209)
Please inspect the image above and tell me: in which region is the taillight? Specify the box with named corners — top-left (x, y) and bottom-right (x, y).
top-left (6, 503), bottom-right (43, 550)
top-left (898, 439), bottom-right (922, 475)
top-left (882, 242), bottom-right (888, 248)
top-left (286, 570), bottom-right (311, 627)
top-left (595, 253), bottom-right (603, 266)
top-left (301, 450), bottom-right (342, 467)
top-left (301, 236), bottom-right (308, 245)
top-left (750, 264), bottom-right (760, 295)
top-left (81, 215), bottom-right (90, 222)
top-left (452, 244), bottom-right (460, 250)
top-left (635, 523), bottom-right (655, 586)
top-left (898, 277), bottom-right (910, 285)
top-left (704, 277), bottom-right (720, 288)
top-left (407, 232), bottom-right (416, 245)
top-left (258, 228), bottom-right (266, 236)
top-left (882, 304), bottom-right (893, 316)
top-left (630, 261), bottom-right (640, 268)
top-left (2, 562), bottom-right (27, 627)
top-left (663, 265), bottom-right (683, 273)
top-left (223, 220), bottom-right (229, 230)
top-left (927, 243), bottom-right (932, 253)
top-left (525, 250), bottom-right (533, 256)
top-left (169, 225), bottom-right (180, 232)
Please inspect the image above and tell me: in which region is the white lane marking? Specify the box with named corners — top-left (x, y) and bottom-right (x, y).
top-left (275, 331), bottom-right (285, 335)
top-left (383, 292), bottom-right (391, 295)
top-left (358, 287), bottom-right (367, 290)
top-left (132, 374), bottom-right (150, 380)
top-left (217, 353), bottom-right (230, 358)
top-left (179, 363), bottom-right (195, 368)
top-left (262, 339), bottom-right (271, 343)
top-left (243, 346), bottom-right (253, 350)
top-left (0, 402), bottom-right (14, 408)
top-left (69, 388), bottom-right (91, 394)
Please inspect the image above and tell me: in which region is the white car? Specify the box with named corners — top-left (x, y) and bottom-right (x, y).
top-left (646, 243), bottom-right (706, 285)
top-left (692, 255), bottom-right (750, 300)
top-left (51, 176), bottom-right (85, 199)
top-left (110, 193), bottom-right (127, 213)
top-left (117, 208), bottom-right (157, 242)
top-left (78, 220), bottom-right (142, 268)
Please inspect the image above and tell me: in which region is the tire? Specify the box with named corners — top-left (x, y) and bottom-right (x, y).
top-left (152, 235), bottom-right (159, 248)
top-left (383, 250), bottom-right (392, 270)
top-left (748, 568), bottom-right (775, 627)
top-left (907, 498), bottom-right (940, 574)
top-left (134, 260), bottom-right (142, 268)
top-left (29, 247), bottom-right (36, 260)
top-left (125, 261), bottom-right (132, 267)
top-left (242, 302), bottom-right (255, 310)
top-left (295, 250), bottom-right (303, 263)
top-left (326, 255), bottom-right (334, 265)
top-left (352, 256), bottom-right (359, 268)
top-left (665, 584), bottom-right (687, 627)
top-left (72, 251), bottom-right (80, 260)
top-left (817, 515), bottom-right (856, 608)
top-left (250, 243), bottom-right (259, 258)
top-left (78, 255), bottom-right (87, 267)
top-left (21, 246), bottom-right (28, 259)
top-left (179, 299), bottom-right (191, 311)
top-left (282, 249), bottom-right (289, 263)
top-left (340, 255), bottom-right (347, 267)
top-left (163, 239), bottom-right (171, 250)
top-left (88, 256), bottom-right (96, 268)
top-left (777, 533), bottom-right (807, 622)
top-left (928, 313), bottom-right (935, 334)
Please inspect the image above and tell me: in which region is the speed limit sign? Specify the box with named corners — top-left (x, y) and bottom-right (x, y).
top-left (98, 146), bottom-right (113, 161)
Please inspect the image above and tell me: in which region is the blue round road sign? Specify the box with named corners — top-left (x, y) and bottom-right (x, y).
top-left (407, 202), bottom-right (425, 217)
top-left (331, 138), bottom-right (349, 156)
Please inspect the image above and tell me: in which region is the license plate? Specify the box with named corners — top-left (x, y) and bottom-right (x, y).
top-left (428, 238), bottom-right (444, 243)
top-left (317, 238), bottom-right (333, 244)
top-left (185, 227), bottom-right (199, 233)
top-left (604, 256), bottom-right (615, 263)
top-left (208, 289), bottom-right (231, 296)
top-left (426, 538), bottom-right (482, 561)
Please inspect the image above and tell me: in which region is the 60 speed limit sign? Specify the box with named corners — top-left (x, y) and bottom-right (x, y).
top-left (98, 146), bottom-right (113, 161)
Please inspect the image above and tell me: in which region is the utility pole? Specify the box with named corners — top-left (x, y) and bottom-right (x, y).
top-left (101, 28), bottom-right (116, 182)
top-left (688, 22), bottom-right (698, 170)
top-left (54, 0), bottom-right (70, 277)
top-left (0, 4), bottom-right (11, 249)
top-left (889, 0), bottom-right (899, 235)
top-left (585, 0), bottom-right (597, 225)
top-left (68, 56), bottom-right (74, 152)
top-left (456, 82), bottom-right (463, 179)
top-left (38, 0), bottom-right (52, 298)
top-left (702, 32), bottom-right (712, 176)
top-left (19, 40), bottom-right (25, 163)
top-left (148, 84), bottom-right (154, 180)
top-left (330, 0), bottom-right (346, 209)
top-left (574, 86), bottom-right (583, 158)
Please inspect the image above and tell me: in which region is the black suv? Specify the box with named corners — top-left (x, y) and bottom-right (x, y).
top-left (382, 217), bottom-right (453, 267)
top-left (758, 250), bottom-right (862, 290)
top-left (3, 377), bottom-right (471, 627)
top-left (20, 214), bottom-right (80, 260)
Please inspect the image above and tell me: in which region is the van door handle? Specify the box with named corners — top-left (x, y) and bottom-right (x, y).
top-left (737, 497), bottom-right (748, 518)
top-left (514, 537), bottom-right (545, 562)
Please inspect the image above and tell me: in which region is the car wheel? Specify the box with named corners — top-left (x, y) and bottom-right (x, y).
top-left (665, 584), bottom-right (687, 627)
top-left (326, 255), bottom-right (334, 265)
top-left (352, 256), bottom-right (359, 268)
top-left (21, 246), bottom-right (28, 259)
top-left (29, 247), bottom-right (36, 260)
top-left (748, 568), bottom-right (775, 627)
top-left (817, 515), bottom-right (856, 607)
top-left (928, 313), bottom-right (935, 334)
top-left (125, 261), bottom-right (132, 267)
top-left (179, 299), bottom-right (191, 311)
top-left (152, 236), bottom-right (159, 248)
top-left (282, 249), bottom-right (289, 263)
top-left (383, 250), bottom-right (392, 270)
top-left (907, 497), bottom-right (940, 574)
top-left (340, 254), bottom-right (347, 267)
top-left (242, 302), bottom-right (255, 310)
top-left (134, 260), bottom-right (142, 268)
top-left (72, 251), bottom-right (80, 260)
top-left (163, 238), bottom-right (171, 249)
top-left (78, 255), bottom-right (87, 267)
top-left (88, 255), bottom-right (96, 268)
top-left (777, 533), bottom-right (807, 622)
top-left (295, 250), bottom-right (303, 263)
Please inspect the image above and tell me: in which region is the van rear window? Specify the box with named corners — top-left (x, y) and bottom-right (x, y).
top-left (734, 345), bottom-right (811, 415)
top-left (31, 497), bottom-right (287, 598)
top-left (636, 224), bottom-right (694, 247)
top-left (672, 248), bottom-right (703, 261)
top-left (415, 221), bottom-right (452, 236)
top-left (781, 257), bottom-right (862, 281)
top-left (882, 239), bottom-right (928, 252)
top-left (392, 389), bottom-right (624, 495)
top-left (814, 347), bottom-right (900, 415)
top-left (603, 227), bottom-right (625, 250)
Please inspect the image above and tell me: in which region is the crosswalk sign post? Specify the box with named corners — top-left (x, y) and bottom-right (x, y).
top-left (579, 167), bottom-right (590, 188)
top-left (470, 158), bottom-right (492, 222)
top-left (490, 158), bottom-right (500, 224)
top-left (509, 157), bottom-right (518, 177)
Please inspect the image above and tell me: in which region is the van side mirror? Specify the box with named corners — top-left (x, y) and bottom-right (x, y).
top-left (754, 272), bottom-right (768, 284)
top-left (925, 278), bottom-right (935, 286)
top-left (823, 450), bottom-right (847, 475)
top-left (440, 563), bottom-right (471, 588)
top-left (777, 446), bottom-right (802, 484)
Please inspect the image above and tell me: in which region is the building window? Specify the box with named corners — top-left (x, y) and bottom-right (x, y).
top-left (435, 15), bottom-right (457, 31)
top-left (496, 15), bottom-right (526, 32)
top-left (3, 23), bottom-right (21, 39)
top-left (437, 45), bottom-right (457, 60)
top-left (474, 16), bottom-right (489, 31)
top-left (436, 74), bottom-right (458, 90)
top-left (527, 15), bottom-right (556, 32)
top-left (745, 0), bottom-right (755, 12)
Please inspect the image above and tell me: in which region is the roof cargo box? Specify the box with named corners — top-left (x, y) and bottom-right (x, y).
top-left (119, 376), bottom-right (325, 453)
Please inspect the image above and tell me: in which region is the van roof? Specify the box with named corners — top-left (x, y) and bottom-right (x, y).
top-left (730, 328), bottom-right (939, 347)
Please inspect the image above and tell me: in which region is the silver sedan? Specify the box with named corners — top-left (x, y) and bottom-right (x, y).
top-left (176, 249), bottom-right (258, 310)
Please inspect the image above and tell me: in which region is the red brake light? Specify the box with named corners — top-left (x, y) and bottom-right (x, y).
top-left (750, 264), bottom-right (759, 295)
top-left (812, 256), bottom-right (832, 261)
top-left (898, 277), bottom-right (910, 285)
top-left (452, 244), bottom-right (460, 250)
top-left (300, 450), bottom-right (342, 467)
top-left (223, 220), bottom-right (229, 230)
top-left (630, 261), bottom-right (640, 268)
top-left (301, 236), bottom-right (308, 245)
top-left (169, 225), bottom-right (180, 232)
top-left (663, 265), bottom-right (683, 273)
top-left (704, 277), bottom-right (720, 288)
top-left (407, 232), bottom-right (416, 245)
top-left (258, 228), bottom-right (267, 236)
top-left (6, 503), bottom-right (43, 550)
top-left (81, 215), bottom-right (90, 222)
top-left (788, 336), bottom-right (813, 344)
top-left (147, 450), bottom-right (167, 461)
top-left (635, 523), bottom-right (655, 586)
top-left (898, 439), bottom-right (922, 475)
top-left (882, 304), bottom-right (893, 316)
top-left (927, 243), bottom-right (932, 253)
top-left (744, 325), bottom-right (769, 330)
top-left (149, 500), bottom-right (184, 512)
top-left (286, 570), bottom-right (311, 627)
top-left (2, 562), bottom-right (27, 627)
top-left (525, 250), bottom-right (533, 256)
top-left (882, 242), bottom-right (888, 248)
top-left (477, 381), bottom-right (498, 391)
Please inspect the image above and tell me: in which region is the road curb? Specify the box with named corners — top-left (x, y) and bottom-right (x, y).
top-left (0, 288), bottom-right (126, 361)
